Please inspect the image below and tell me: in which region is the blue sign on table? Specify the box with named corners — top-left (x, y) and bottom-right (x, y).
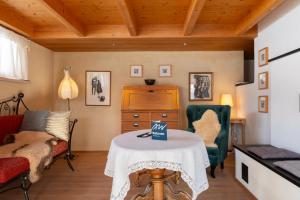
top-left (151, 121), bottom-right (167, 140)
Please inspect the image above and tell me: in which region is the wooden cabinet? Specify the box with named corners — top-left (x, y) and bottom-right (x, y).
top-left (121, 85), bottom-right (180, 133)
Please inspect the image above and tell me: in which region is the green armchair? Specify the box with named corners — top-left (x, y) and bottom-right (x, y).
top-left (186, 105), bottom-right (231, 178)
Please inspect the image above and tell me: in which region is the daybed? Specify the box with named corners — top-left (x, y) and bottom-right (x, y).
top-left (0, 93), bottom-right (77, 200)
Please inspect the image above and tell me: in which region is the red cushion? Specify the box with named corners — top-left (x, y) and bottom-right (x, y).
top-left (52, 140), bottom-right (68, 157)
top-left (0, 115), bottom-right (24, 145)
top-left (0, 157), bottom-right (29, 184)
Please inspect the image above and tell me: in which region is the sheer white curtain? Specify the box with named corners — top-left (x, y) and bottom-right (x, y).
top-left (0, 26), bottom-right (30, 80)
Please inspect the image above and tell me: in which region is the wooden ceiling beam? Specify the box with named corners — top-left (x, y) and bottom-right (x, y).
top-left (37, 0), bottom-right (85, 36)
top-left (33, 24), bottom-right (256, 39)
top-left (183, 0), bottom-right (207, 36)
top-left (235, 0), bottom-right (285, 35)
top-left (116, 0), bottom-right (137, 36)
top-left (0, 7), bottom-right (34, 37)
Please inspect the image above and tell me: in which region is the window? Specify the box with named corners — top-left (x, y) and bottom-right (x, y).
top-left (0, 26), bottom-right (30, 80)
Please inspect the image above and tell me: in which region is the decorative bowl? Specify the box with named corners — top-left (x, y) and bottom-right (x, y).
top-left (144, 79), bottom-right (156, 85)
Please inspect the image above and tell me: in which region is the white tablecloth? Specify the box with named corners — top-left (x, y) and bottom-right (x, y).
top-left (104, 129), bottom-right (210, 200)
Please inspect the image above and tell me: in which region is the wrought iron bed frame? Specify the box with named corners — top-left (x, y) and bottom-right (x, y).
top-left (0, 93), bottom-right (78, 200)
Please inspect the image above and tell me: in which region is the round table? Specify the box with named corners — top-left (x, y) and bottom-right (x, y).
top-left (104, 129), bottom-right (210, 200)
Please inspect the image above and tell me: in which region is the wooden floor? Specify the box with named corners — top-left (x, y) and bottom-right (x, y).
top-left (0, 152), bottom-right (256, 200)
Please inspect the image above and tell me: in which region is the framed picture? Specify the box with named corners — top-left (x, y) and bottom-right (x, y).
top-left (189, 72), bottom-right (213, 101)
top-left (258, 72), bottom-right (269, 89)
top-left (258, 47), bottom-right (269, 67)
top-left (85, 71), bottom-right (111, 106)
top-left (130, 65), bottom-right (143, 77)
top-left (258, 96), bottom-right (268, 113)
top-left (159, 65), bottom-right (172, 77)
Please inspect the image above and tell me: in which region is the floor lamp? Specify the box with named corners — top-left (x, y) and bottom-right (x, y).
top-left (58, 68), bottom-right (79, 111)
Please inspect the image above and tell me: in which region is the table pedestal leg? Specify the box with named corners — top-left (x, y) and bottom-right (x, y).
top-left (132, 169), bottom-right (191, 200)
top-left (151, 169), bottom-right (165, 200)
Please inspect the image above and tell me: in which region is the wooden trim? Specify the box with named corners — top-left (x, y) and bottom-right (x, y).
top-left (0, 77), bottom-right (30, 84)
top-left (189, 72), bottom-right (213, 101)
top-left (33, 24), bottom-right (256, 39)
top-left (258, 96), bottom-right (268, 113)
top-left (258, 47), bottom-right (269, 67)
top-left (116, 0), bottom-right (137, 36)
top-left (258, 71), bottom-right (269, 90)
top-left (37, 0), bottom-right (85, 36)
top-left (0, 12), bottom-right (34, 37)
top-left (85, 71), bottom-right (111, 106)
top-left (183, 0), bottom-right (207, 36)
top-left (235, 0), bottom-right (285, 35)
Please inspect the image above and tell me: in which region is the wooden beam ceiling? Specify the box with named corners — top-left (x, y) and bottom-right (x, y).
top-left (236, 0), bottom-right (285, 35)
top-left (183, 0), bottom-right (206, 36)
top-left (0, 0), bottom-right (285, 59)
top-left (0, 7), bottom-right (34, 37)
top-left (37, 0), bottom-right (85, 36)
top-left (34, 24), bottom-right (256, 39)
top-left (115, 0), bottom-right (137, 36)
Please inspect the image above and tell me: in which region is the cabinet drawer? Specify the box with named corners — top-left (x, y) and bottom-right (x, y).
top-left (122, 112), bottom-right (150, 121)
top-left (151, 112), bottom-right (179, 121)
top-left (122, 121), bottom-right (150, 130)
top-left (164, 121), bottom-right (180, 129)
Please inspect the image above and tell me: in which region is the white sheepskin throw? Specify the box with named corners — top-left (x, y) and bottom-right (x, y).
top-left (0, 131), bottom-right (57, 183)
top-left (193, 110), bottom-right (221, 146)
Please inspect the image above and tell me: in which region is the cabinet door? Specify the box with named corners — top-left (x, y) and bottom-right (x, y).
top-left (122, 89), bottom-right (179, 110)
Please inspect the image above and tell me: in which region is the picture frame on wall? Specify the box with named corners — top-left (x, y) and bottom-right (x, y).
top-left (258, 96), bottom-right (268, 113)
top-left (189, 72), bottom-right (213, 101)
top-left (258, 71), bottom-right (269, 89)
top-left (258, 47), bottom-right (269, 67)
top-left (85, 71), bottom-right (111, 106)
top-left (130, 65), bottom-right (143, 77)
top-left (159, 65), bottom-right (172, 77)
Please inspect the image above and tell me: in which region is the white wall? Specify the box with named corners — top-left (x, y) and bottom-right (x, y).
top-left (237, 0), bottom-right (300, 153)
top-left (53, 51), bottom-right (243, 150)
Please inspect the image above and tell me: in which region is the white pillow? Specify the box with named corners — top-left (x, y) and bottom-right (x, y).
top-left (46, 111), bottom-right (70, 141)
top-left (192, 109), bottom-right (221, 145)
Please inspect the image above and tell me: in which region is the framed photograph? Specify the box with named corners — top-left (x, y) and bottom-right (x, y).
top-left (189, 72), bottom-right (213, 101)
top-left (159, 65), bottom-right (172, 77)
top-left (258, 96), bottom-right (268, 113)
top-left (258, 47), bottom-right (269, 67)
top-left (85, 71), bottom-right (111, 106)
top-left (130, 65), bottom-right (143, 77)
top-left (258, 71), bottom-right (269, 89)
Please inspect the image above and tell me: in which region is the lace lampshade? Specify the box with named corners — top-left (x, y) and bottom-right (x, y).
top-left (58, 69), bottom-right (78, 110)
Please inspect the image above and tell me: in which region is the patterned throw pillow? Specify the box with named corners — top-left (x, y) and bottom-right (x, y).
top-left (192, 109), bottom-right (221, 146)
top-left (46, 111), bottom-right (70, 141)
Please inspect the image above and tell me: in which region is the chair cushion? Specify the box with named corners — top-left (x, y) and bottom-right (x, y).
top-left (52, 140), bottom-right (68, 157)
top-left (20, 110), bottom-right (49, 132)
top-left (0, 115), bottom-right (24, 145)
top-left (0, 157), bottom-right (29, 184)
top-left (193, 109), bottom-right (220, 144)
